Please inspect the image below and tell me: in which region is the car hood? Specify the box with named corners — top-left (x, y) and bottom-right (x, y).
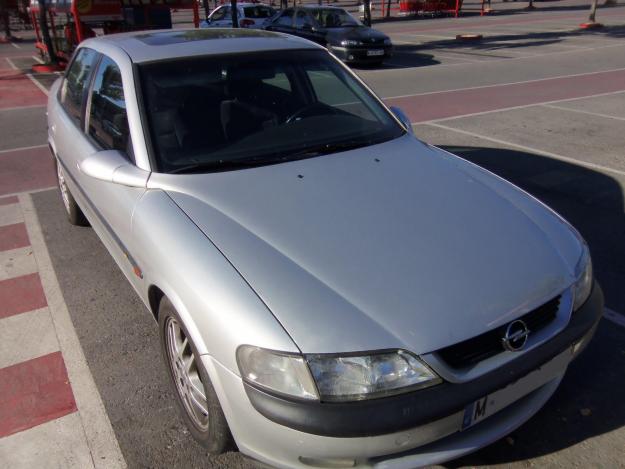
top-left (327, 26), bottom-right (388, 44)
top-left (155, 135), bottom-right (582, 354)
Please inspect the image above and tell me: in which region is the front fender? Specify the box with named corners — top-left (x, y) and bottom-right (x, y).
top-left (132, 189), bottom-right (299, 373)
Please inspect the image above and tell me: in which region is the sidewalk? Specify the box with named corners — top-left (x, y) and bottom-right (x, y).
top-left (0, 39), bottom-right (126, 468)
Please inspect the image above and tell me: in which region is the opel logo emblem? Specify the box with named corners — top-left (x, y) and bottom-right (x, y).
top-left (502, 319), bottom-right (530, 352)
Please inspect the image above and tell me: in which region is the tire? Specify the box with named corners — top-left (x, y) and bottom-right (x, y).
top-left (55, 158), bottom-right (89, 226)
top-left (158, 297), bottom-right (233, 453)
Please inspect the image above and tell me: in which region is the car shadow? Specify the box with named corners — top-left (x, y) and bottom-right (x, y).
top-left (437, 145), bottom-right (625, 466)
top-left (381, 24), bottom-right (625, 69)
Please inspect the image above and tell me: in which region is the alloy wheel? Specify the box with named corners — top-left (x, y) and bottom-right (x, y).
top-left (165, 316), bottom-right (210, 430)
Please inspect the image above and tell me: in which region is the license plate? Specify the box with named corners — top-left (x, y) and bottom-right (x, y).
top-left (461, 348), bottom-right (573, 431)
top-left (367, 49), bottom-right (384, 56)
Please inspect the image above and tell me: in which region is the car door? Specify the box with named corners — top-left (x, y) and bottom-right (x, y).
top-left (293, 9), bottom-right (319, 43)
top-left (267, 8), bottom-right (294, 34)
top-left (54, 52), bottom-right (146, 291)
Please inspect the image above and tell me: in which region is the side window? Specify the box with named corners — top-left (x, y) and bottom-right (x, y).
top-left (294, 10), bottom-right (313, 29)
top-left (275, 9), bottom-right (293, 26)
top-left (88, 56), bottom-right (133, 157)
top-left (60, 48), bottom-right (99, 126)
top-left (210, 6), bottom-right (227, 21)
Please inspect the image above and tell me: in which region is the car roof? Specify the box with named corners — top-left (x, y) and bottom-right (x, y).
top-left (80, 28), bottom-right (321, 64)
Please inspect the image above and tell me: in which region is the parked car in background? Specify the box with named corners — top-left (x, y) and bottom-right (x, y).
top-left (265, 6), bottom-right (392, 65)
top-left (200, 2), bottom-right (276, 28)
top-left (48, 28), bottom-right (602, 469)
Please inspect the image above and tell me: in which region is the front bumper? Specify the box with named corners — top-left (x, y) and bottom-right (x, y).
top-left (328, 45), bottom-right (393, 64)
top-left (204, 283), bottom-right (603, 468)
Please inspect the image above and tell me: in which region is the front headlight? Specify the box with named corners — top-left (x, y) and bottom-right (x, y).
top-left (573, 245), bottom-right (593, 311)
top-left (237, 346), bottom-right (318, 400)
top-left (307, 350), bottom-right (441, 402)
top-left (340, 39), bottom-right (362, 47)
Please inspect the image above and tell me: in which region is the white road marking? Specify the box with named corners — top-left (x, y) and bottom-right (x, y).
top-left (422, 122), bottom-right (625, 178)
top-left (5, 57), bottom-right (18, 70)
top-left (604, 308), bottom-right (625, 328)
top-left (0, 307), bottom-right (59, 369)
top-left (412, 89), bottom-right (625, 124)
top-left (0, 186), bottom-right (57, 198)
top-left (384, 66), bottom-right (625, 100)
top-left (0, 202), bottom-right (24, 226)
top-left (541, 103), bottom-right (625, 122)
top-left (0, 104), bottom-right (46, 113)
top-left (20, 194), bottom-right (126, 469)
top-left (26, 73), bottom-right (50, 96)
top-left (0, 144), bottom-right (48, 155)
top-left (0, 246), bottom-right (38, 281)
top-left (10, 41), bottom-right (21, 49)
top-left (32, 55), bottom-right (44, 64)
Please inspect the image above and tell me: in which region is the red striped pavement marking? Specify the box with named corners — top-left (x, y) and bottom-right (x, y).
top-left (387, 68), bottom-right (625, 123)
top-left (0, 273), bottom-right (48, 319)
top-left (0, 71), bottom-right (47, 109)
top-left (0, 146), bottom-right (56, 196)
top-left (0, 195), bottom-right (19, 206)
top-left (0, 351), bottom-right (77, 438)
top-left (0, 223), bottom-right (29, 251)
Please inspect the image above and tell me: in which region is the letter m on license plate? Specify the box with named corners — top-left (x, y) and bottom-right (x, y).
top-left (462, 395), bottom-right (489, 430)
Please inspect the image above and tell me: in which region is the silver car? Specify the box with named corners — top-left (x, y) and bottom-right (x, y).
top-left (48, 28), bottom-right (602, 468)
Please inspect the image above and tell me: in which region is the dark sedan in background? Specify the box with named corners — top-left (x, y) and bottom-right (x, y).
top-left (265, 6), bottom-right (392, 65)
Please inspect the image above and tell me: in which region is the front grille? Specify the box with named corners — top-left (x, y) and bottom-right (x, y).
top-left (437, 296), bottom-right (561, 369)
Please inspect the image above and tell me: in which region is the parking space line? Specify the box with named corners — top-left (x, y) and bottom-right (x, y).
top-left (385, 66), bottom-right (625, 100)
top-left (26, 73), bottom-right (50, 97)
top-left (5, 57), bottom-right (17, 70)
top-left (0, 104), bottom-right (46, 113)
top-left (541, 104), bottom-right (625, 122)
top-left (0, 187), bottom-right (57, 199)
top-left (0, 144), bottom-right (47, 155)
top-left (422, 121), bottom-right (625, 178)
top-left (407, 89), bottom-right (625, 125)
top-left (604, 308), bottom-right (625, 328)
top-left (20, 194), bottom-right (126, 469)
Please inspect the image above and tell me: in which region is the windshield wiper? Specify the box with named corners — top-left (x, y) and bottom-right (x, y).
top-left (169, 141), bottom-right (374, 174)
top-left (169, 158), bottom-right (271, 174)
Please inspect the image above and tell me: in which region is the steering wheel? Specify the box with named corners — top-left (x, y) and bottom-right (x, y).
top-left (285, 102), bottom-right (338, 124)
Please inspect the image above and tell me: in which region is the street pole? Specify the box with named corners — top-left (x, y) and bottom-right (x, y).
top-left (230, 0), bottom-right (238, 27)
top-left (39, 0), bottom-right (58, 64)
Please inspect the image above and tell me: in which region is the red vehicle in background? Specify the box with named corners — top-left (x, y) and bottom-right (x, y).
top-left (29, 0), bottom-right (200, 65)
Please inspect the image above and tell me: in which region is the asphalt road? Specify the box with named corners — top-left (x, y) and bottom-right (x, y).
top-left (4, 1), bottom-right (625, 467)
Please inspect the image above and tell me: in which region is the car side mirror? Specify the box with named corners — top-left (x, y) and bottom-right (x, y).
top-left (390, 106), bottom-right (413, 134)
top-left (80, 150), bottom-right (149, 188)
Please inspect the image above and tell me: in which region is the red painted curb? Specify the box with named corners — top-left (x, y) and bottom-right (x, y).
top-left (579, 22), bottom-right (604, 29)
top-left (0, 352), bottom-right (77, 438)
top-left (0, 273), bottom-right (48, 320)
top-left (0, 223), bottom-right (30, 252)
top-left (0, 196), bottom-right (19, 206)
top-left (32, 63), bottom-right (66, 73)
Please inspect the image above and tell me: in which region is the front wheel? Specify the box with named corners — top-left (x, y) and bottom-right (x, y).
top-left (158, 297), bottom-right (233, 453)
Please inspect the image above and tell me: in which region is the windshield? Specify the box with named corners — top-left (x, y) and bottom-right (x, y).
top-left (138, 50), bottom-right (404, 174)
top-left (310, 8), bottom-right (361, 28)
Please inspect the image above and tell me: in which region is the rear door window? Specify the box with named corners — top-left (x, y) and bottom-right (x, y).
top-left (274, 9), bottom-right (293, 26)
top-left (87, 56), bottom-right (133, 158)
top-left (243, 6), bottom-right (274, 18)
top-left (60, 48), bottom-right (99, 127)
